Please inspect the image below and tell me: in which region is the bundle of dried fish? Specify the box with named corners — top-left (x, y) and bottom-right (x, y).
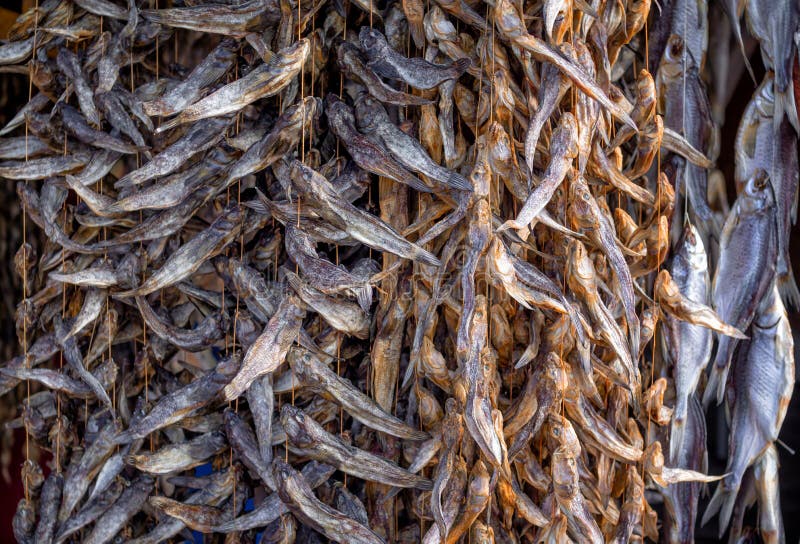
top-left (0, 0), bottom-right (796, 542)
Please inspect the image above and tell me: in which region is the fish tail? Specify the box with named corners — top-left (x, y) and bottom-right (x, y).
top-left (688, 204), bottom-right (720, 246)
top-left (575, 364), bottom-right (602, 406)
top-left (704, 334), bottom-right (735, 407)
top-left (355, 286), bottom-right (373, 313)
top-left (777, 269), bottom-right (800, 311)
top-left (155, 116), bottom-right (182, 134)
top-left (733, 24), bottom-right (755, 85)
top-left (628, 318), bottom-right (640, 366)
top-left (702, 363), bottom-right (728, 408)
top-left (112, 430), bottom-right (133, 446)
top-left (669, 396), bottom-right (688, 463)
top-left (414, 247), bottom-right (441, 267)
top-left (449, 57), bottom-right (472, 78)
top-left (703, 480), bottom-right (740, 538)
top-left (447, 172), bottom-right (473, 192)
top-left (775, 85), bottom-right (799, 133)
top-left (514, 343), bottom-right (536, 369)
top-left (701, 483), bottom-right (727, 528)
top-left (222, 382), bottom-right (241, 401)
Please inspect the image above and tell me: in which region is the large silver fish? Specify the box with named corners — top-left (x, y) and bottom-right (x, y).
top-left (663, 224), bottom-right (712, 461)
top-left (703, 287), bottom-right (794, 535)
top-left (707, 170), bottom-right (778, 404)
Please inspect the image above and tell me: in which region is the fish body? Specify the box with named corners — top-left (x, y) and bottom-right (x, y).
top-left (281, 404), bottom-right (433, 489)
top-left (657, 34), bottom-right (719, 239)
top-left (157, 39), bottom-right (309, 132)
top-left (359, 27), bottom-right (471, 90)
top-left (223, 296), bottom-right (304, 400)
top-left (663, 394), bottom-right (707, 544)
top-left (272, 459), bottom-right (386, 544)
top-left (664, 225), bottom-right (713, 461)
top-left (707, 171), bottom-right (778, 404)
top-left (354, 94), bottom-right (471, 191)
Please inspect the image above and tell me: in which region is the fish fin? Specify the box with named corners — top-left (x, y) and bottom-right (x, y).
top-left (717, 484), bottom-right (738, 539)
top-left (414, 247), bottom-right (442, 267)
top-left (668, 412), bottom-right (685, 464)
top-left (514, 342), bottom-right (537, 369)
top-left (572, 0), bottom-right (597, 18)
top-left (733, 24), bottom-right (755, 85)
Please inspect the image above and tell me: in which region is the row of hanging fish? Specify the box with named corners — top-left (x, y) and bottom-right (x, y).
top-left (0, 0), bottom-right (796, 541)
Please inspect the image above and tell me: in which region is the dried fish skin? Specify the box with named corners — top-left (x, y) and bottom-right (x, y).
top-left (704, 287), bottom-right (794, 534)
top-left (287, 158), bottom-right (441, 266)
top-left (141, 0), bottom-right (280, 37)
top-left (142, 39), bottom-right (239, 117)
top-left (117, 204), bottom-right (245, 297)
top-left (114, 360), bottom-right (237, 444)
top-left (114, 116), bottom-right (232, 188)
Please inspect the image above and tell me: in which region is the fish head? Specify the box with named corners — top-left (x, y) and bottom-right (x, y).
top-left (551, 447), bottom-right (579, 496)
top-left (488, 238), bottom-right (514, 278)
top-left (542, 352), bottom-right (568, 391)
top-left (492, 0), bottom-right (525, 37)
top-left (740, 168), bottom-right (775, 214)
top-left (424, 6), bottom-right (458, 42)
top-left (358, 27), bottom-right (387, 53)
top-left (634, 68), bottom-right (657, 114)
top-left (643, 440), bottom-right (665, 477)
top-left (546, 414), bottom-right (580, 456)
top-left (279, 404), bottom-right (314, 447)
top-left (336, 39), bottom-right (362, 65)
top-left (554, 112), bottom-right (579, 158)
top-left (353, 92), bottom-right (388, 129)
top-left (418, 385), bottom-right (445, 430)
top-left (488, 122), bottom-right (511, 161)
top-left (323, 92), bottom-right (348, 121)
top-left (470, 154), bottom-right (492, 197)
top-left (754, 73), bottom-right (776, 117)
top-left (675, 223), bottom-right (708, 275)
top-left (624, 466), bottom-right (645, 505)
top-left (296, 96), bottom-right (322, 129)
top-left (567, 176), bottom-right (594, 222)
top-left (566, 240), bottom-right (596, 292)
top-left (660, 35), bottom-right (686, 80)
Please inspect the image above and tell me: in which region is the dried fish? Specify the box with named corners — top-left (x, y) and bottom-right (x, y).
top-left (0, 0), bottom-right (794, 542)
